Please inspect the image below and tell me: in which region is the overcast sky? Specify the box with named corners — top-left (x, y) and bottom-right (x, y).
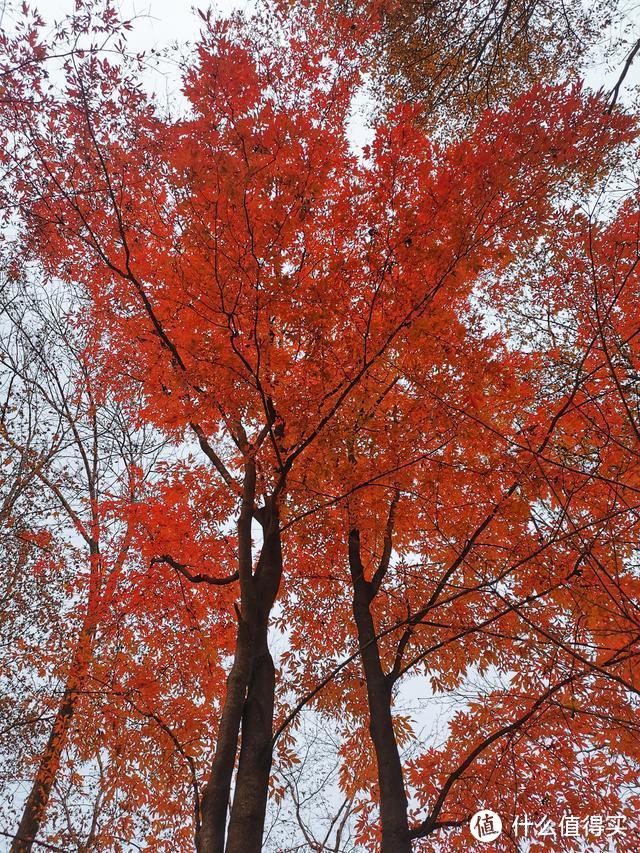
top-left (14, 0), bottom-right (640, 100)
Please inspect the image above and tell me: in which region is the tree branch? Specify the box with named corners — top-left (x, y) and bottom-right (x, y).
top-left (150, 555), bottom-right (239, 586)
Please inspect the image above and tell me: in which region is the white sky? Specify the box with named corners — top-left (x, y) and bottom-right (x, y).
top-left (15, 0), bottom-right (640, 157)
top-left (23, 0), bottom-right (640, 94)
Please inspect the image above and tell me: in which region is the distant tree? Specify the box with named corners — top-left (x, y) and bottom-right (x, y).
top-left (317, 0), bottom-right (630, 127)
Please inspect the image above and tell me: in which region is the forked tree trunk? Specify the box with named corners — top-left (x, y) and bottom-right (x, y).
top-left (349, 529), bottom-right (412, 853)
top-left (225, 501), bottom-right (282, 853)
top-left (196, 619), bottom-right (254, 853)
top-left (225, 635), bottom-right (276, 852)
top-left (197, 492), bottom-right (282, 853)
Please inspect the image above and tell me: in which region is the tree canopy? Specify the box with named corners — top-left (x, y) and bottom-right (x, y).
top-left (1, 1), bottom-right (639, 851)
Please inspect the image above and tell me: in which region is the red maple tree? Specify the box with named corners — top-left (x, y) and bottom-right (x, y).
top-left (1, 2), bottom-right (639, 851)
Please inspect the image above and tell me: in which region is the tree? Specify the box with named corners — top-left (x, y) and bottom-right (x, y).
top-left (0, 278), bottom-right (146, 850)
top-left (315, 0), bottom-right (628, 128)
top-left (276, 188), bottom-right (640, 849)
top-left (0, 1), bottom-right (639, 851)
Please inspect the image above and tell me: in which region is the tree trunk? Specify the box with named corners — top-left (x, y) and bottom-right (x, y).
top-left (349, 529), bottom-right (412, 853)
top-left (225, 640), bottom-right (275, 853)
top-left (198, 492), bottom-right (282, 853)
top-left (225, 502), bottom-right (282, 853)
top-left (196, 620), bottom-right (254, 853)
top-left (11, 620), bottom-right (94, 853)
